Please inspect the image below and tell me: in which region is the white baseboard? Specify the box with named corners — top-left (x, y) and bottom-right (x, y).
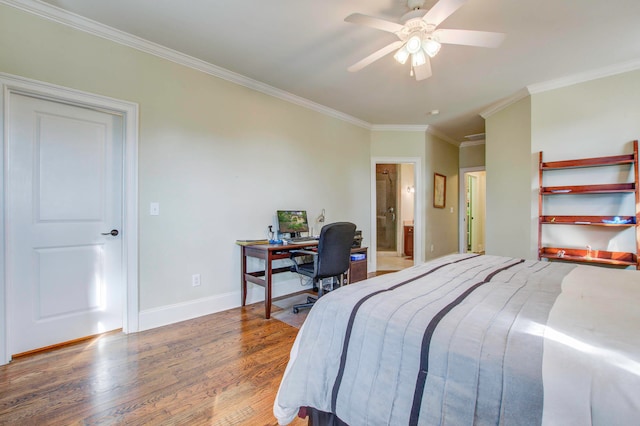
top-left (138, 278), bottom-right (310, 331)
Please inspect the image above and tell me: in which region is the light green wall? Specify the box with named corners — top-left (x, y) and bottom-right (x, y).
top-left (371, 130), bottom-right (459, 260)
top-left (371, 131), bottom-right (426, 158)
top-left (0, 4), bottom-right (371, 313)
top-left (532, 70), bottom-right (640, 160)
top-left (486, 69), bottom-right (640, 260)
top-left (459, 143), bottom-right (485, 168)
top-left (426, 133), bottom-right (460, 259)
top-left (485, 96), bottom-right (532, 258)
top-left (531, 70), bottom-right (640, 260)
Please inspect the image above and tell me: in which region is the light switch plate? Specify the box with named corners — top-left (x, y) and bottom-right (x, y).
top-left (150, 202), bottom-right (160, 216)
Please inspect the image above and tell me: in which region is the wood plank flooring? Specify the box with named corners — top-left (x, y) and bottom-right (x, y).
top-left (0, 299), bottom-right (308, 425)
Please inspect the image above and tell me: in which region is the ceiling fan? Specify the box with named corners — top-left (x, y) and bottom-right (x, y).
top-left (345, 0), bottom-right (505, 81)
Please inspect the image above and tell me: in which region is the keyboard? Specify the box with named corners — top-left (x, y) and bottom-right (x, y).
top-left (288, 237), bottom-right (319, 244)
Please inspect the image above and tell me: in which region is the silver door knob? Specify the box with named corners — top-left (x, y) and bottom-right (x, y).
top-left (101, 229), bottom-right (119, 236)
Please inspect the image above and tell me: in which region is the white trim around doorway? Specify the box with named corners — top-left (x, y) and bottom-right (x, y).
top-left (458, 166), bottom-right (485, 253)
top-left (0, 72), bottom-right (139, 365)
top-left (370, 157), bottom-right (423, 272)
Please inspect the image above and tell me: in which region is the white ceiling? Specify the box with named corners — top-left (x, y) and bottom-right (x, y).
top-left (27, 0), bottom-right (640, 143)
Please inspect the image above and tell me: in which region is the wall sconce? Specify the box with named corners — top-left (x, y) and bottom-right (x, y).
top-left (407, 186), bottom-right (415, 193)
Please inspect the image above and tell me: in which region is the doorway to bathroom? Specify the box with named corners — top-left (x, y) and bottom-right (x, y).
top-left (375, 162), bottom-right (416, 273)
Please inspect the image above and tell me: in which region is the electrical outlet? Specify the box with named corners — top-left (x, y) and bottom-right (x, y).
top-left (192, 274), bottom-right (201, 287)
top-left (430, 244), bottom-right (434, 252)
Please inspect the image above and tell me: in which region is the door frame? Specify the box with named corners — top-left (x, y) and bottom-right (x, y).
top-left (458, 166), bottom-right (485, 253)
top-left (370, 157), bottom-right (423, 272)
top-left (0, 72), bottom-right (139, 364)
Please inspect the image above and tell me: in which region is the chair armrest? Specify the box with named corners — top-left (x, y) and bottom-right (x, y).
top-left (289, 250), bottom-right (319, 276)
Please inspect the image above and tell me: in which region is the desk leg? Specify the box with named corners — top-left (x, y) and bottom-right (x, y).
top-left (241, 246), bottom-right (247, 307)
top-left (265, 252), bottom-right (273, 319)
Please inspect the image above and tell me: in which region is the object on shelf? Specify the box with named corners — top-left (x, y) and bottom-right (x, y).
top-left (602, 216), bottom-right (634, 224)
top-left (350, 253), bottom-right (366, 261)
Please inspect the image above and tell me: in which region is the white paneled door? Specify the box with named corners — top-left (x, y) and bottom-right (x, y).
top-left (7, 93), bottom-right (124, 356)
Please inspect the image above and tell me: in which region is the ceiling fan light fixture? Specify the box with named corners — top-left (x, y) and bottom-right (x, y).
top-left (411, 49), bottom-right (427, 67)
top-left (406, 34), bottom-right (422, 54)
top-left (344, 0), bottom-right (507, 80)
top-left (423, 38), bottom-right (441, 58)
top-left (394, 45), bottom-right (411, 64)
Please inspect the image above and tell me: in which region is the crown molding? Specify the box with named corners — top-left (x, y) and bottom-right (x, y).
top-left (527, 58), bottom-right (640, 94)
top-left (479, 88), bottom-right (530, 119)
top-left (480, 58), bottom-right (640, 119)
top-left (459, 140), bottom-right (485, 148)
top-left (371, 124), bottom-right (429, 132)
top-left (427, 127), bottom-right (459, 146)
top-left (0, 0), bottom-right (371, 129)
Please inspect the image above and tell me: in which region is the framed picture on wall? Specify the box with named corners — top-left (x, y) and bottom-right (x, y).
top-left (434, 173), bottom-right (446, 208)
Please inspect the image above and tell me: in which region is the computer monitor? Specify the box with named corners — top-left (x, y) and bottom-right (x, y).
top-left (276, 210), bottom-right (309, 238)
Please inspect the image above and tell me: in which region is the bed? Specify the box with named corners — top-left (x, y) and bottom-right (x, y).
top-left (274, 253), bottom-right (640, 425)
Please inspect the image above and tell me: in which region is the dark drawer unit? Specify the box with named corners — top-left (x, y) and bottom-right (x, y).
top-left (348, 247), bottom-right (368, 283)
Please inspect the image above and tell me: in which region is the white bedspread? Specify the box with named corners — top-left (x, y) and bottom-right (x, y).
top-left (542, 266), bottom-right (640, 425)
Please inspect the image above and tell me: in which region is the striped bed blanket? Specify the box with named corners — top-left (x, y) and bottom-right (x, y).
top-left (274, 253), bottom-right (640, 425)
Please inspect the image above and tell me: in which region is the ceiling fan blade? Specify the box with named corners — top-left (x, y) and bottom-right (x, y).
top-left (345, 13), bottom-right (404, 34)
top-left (422, 0), bottom-right (468, 27)
top-left (435, 29), bottom-right (506, 48)
top-left (348, 40), bottom-right (404, 72)
top-left (414, 59), bottom-right (432, 81)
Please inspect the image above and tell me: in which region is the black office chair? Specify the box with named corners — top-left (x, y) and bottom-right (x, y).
top-left (289, 222), bottom-right (357, 314)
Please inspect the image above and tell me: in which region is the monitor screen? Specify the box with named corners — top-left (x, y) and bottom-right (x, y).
top-left (277, 210), bottom-right (309, 236)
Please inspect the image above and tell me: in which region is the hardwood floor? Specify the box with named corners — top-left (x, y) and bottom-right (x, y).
top-left (0, 299), bottom-right (308, 425)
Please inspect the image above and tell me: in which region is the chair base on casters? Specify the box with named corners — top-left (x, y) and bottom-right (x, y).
top-left (292, 275), bottom-right (343, 314)
top-left (292, 296), bottom-right (317, 314)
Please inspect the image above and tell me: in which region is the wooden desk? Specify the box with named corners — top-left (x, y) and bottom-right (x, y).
top-left (240, 242), bottom-right (367, 319)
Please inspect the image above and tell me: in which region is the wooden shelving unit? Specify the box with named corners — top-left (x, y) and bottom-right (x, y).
top-left (539, 247), bottom-right (637, 268)
top-left (538, 140), bottom-right (639, 269)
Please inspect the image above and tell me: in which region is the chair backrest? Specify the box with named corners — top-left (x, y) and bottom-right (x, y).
top-left (316, 222), bottom-right (357, 279)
